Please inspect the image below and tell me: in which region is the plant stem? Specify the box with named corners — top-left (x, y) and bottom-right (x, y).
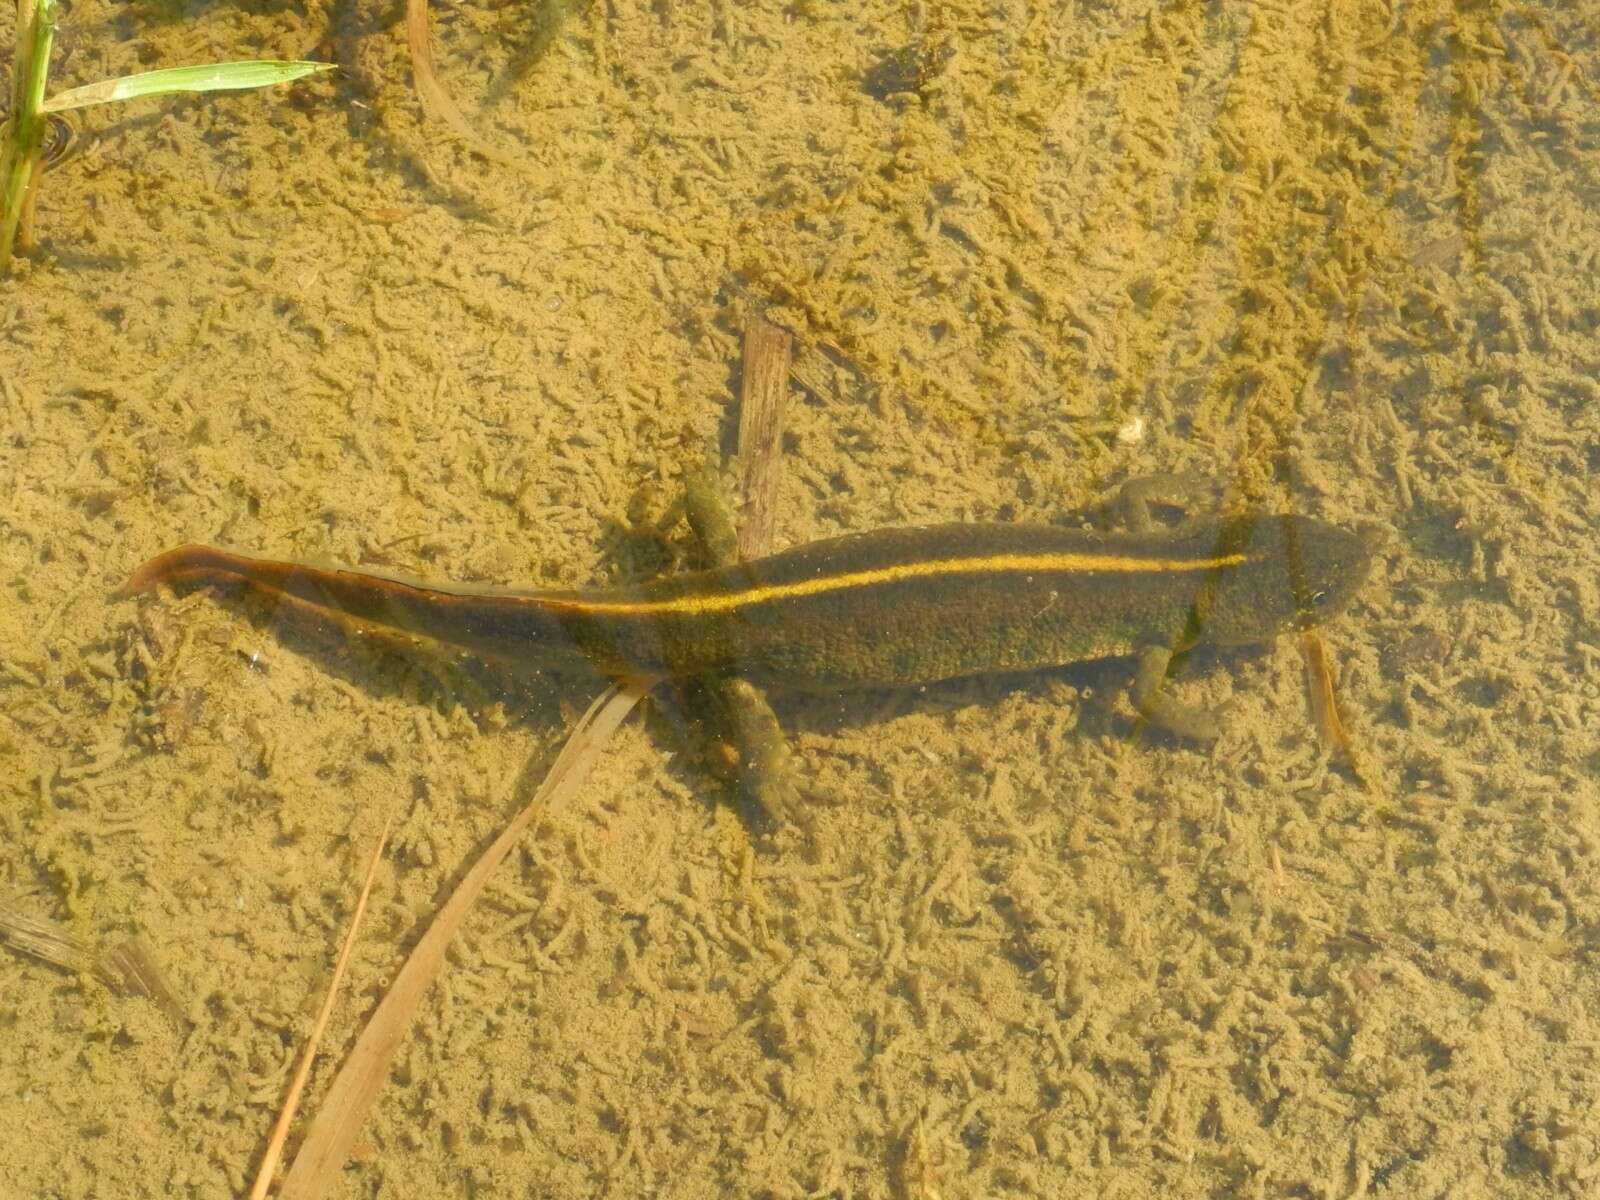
top-left (1, 0), bottom-right (57, 272)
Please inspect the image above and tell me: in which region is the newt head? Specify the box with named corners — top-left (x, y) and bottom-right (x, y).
top-left (1192, 514), bottom-right (1381, 646)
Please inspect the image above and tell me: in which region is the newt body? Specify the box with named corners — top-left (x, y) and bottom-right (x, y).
top-left (128, 514), bottom-right (1374, 698)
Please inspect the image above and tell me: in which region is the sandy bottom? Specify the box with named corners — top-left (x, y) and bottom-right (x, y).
top-left (2, 0), bottom-right (1599, 1196)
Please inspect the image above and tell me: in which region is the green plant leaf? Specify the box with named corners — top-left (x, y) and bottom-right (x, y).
top-left (40, 60), bottom-right (333, 114)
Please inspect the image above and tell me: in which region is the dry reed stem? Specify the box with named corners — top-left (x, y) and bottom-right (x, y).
top-left (247, 814), bottom-right (393, 1200)
top-left (277, 678), bottom-right (651, 1200)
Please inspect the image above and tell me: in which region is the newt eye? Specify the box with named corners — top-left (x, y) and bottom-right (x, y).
top-left (1308, 589), bottom-right (1330, 608)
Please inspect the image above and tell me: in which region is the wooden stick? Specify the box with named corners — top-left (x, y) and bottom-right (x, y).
top-left (735, 314), bottom-right (792, 560)
top-left (693, 310), bottom-right (798, 830)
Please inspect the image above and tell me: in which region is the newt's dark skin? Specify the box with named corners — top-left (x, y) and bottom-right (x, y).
top-left (127, 507), bottom-right (1377, 747)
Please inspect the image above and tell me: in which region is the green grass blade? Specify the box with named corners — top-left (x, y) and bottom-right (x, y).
top-left (40, 60), bottom-right (333, 114)
top-left (1, 0), bottom-right (58, 271)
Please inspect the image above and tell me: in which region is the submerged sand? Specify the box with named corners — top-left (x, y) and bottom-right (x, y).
top-left (2, 0), bottom-right (1599, 1196)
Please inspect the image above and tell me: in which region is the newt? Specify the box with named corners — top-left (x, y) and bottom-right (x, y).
top-left (126, 503), bottom-right (1378, 744)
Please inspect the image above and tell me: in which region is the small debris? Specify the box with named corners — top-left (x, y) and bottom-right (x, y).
top-left (0, 891), bottom-right (183, 1019)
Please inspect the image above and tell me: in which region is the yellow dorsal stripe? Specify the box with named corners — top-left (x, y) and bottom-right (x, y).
top-left (533, 549), bottom-right (1253, 618)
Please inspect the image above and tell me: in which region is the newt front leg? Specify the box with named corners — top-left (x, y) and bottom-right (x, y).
top-left (1130, 644), bottom-right (1222, 743)
top-left (678, 466), bottom-right (801, 831)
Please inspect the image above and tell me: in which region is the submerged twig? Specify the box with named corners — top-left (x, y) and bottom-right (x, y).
top-left (711, 310), bottom-right (799, 829)
top-left (405, 0), bottom-right (544, 181)
top-left (277, 679), bottom-right (650, 1199)
top-left (1298, 631), bottom-right (1350, 754)
top-left (1299, 630), bottom-right (1372, 787)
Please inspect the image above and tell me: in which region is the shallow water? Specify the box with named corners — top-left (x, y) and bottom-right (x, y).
top-left (2, 1), bottom-right (1598, 1197)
